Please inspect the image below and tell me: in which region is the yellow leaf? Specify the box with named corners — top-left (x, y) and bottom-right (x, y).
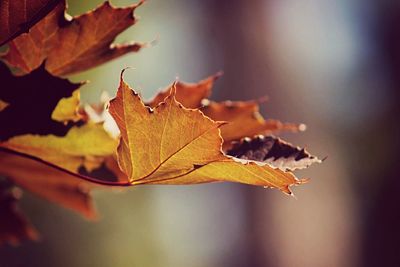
top-left (1, 123), bottom-right (118, 172)
top-left (109, 74), bottom-right (307, 194)
top-left (51, 89), bottom-right (81, 123)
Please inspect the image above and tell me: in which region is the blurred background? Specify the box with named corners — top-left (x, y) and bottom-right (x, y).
top-left (2, 0), bottom-right (400, 266)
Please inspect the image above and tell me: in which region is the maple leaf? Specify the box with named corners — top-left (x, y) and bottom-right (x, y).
top-left (148, 74), bottom-right (304, 143)
top-left (227, 135), bottom-right (321, 171)
top-left (201, 100), bottom-right (304, 143)
top-left (1, 0), bottom-right (145, 76)
top-left (1, 123), bottom-right (118, 173)
top-left (108, 73), bottom-right (316, 194)
top-left (0, 62), bottom-right (122, 227)
top-left (0, 179), bottom-right (39, 245)
top-left (147, 73), bottom-right (222, 109)
top-left (0, 148), bottom-right (105, 220)
top-left (0, 0), bottom-right (61, 46)
top-left (0, 61), bottom-right (80, 141)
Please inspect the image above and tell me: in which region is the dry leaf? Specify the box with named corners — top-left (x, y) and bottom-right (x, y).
top-left (51, 89), bottom-right (81, 123)
top-left (201, 100), bottom-right (304, 143)
top-left (108, 73), bottom-right (311, 194)
top-left (0, 62), bottom-right (80, 141)
top-left (0, 0), bottom-right (61, 46)
top-left (1, 123), bottom-right (118, 173)
top-left (1, 0), bottom-right (144, 76)
top-left (149, 74), bottom-right (304, 143)
top-left (0, 180), bottom-right (39, 245)
top-left (147, 73), bottom-right (222, 108)
top-left (227, 135), bottom-right (320, 171)
top-left (0, 148), bottom-right (103, 220)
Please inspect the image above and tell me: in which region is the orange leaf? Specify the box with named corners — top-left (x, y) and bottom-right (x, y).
top-left (1, 0), bottom-right (145, 76)
top-left (147, 72), bottom-right (222, 108)
top-left (0, 0), bottom-right (61, 46)
top-left (0, 148), bottom-right (99, 220)
top-left (149, 74), bottom-right (304, 143)
top-left (108, 73), bottom-right (314, 194)
top-left (201, 100), bottom-right (304, 143)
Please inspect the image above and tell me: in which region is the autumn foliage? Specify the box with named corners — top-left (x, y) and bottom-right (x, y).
top-left (0, 0), bottom-right (320, 245)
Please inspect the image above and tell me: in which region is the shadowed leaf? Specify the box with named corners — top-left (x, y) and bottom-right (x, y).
top-left (0, 0), bottom-right (61, 46)
top-left (227, 135), bottom-right (321, 171)
top-left (0, 62), bottom-right (80, 141)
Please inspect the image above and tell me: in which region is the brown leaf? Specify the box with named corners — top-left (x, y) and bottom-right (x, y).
top-left (147, 72), bottom-right (222, 108)
top-left (0, 62), bottom-right (80, 141)
top-left (108, 74), bottom-right (313, 194)
top-left (0, 180), bottom-right (39, 246)
top-left (0, 147), bottom-right (106, 220)
top-left (0, 0), bottom-right (61, 46)
top-left (201, 99), bottom-right (304, 143)
top-left (227, 135), bottom-right (321, 171)
top-left (148, 74), bottom-right (304, 142)
top-left (1, 0), bottom-right (144, 76)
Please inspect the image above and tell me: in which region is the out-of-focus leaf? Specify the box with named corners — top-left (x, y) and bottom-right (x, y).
top-left (0, 0), bottom-right (61, 46)
top-left (0, 62), bottom-right (80, 141)
top-left (147, 73), bottom-right (222, 108)
top-left (0, 180), bottom-right (39, 245)
top-left (0, 148), bottom-right (104, 220)
top-left (1, 0), bottom-right (145, 76)
top-left (201, 100), bottom-right (304, 143)
top-left (227, 135), bottom-right (321, 171)
top-left (51, 90), bottom-right (81, 123)
top-left (0, 100), bottom-right (8, 112)
top-left (108, 74), bottom-right (312, 194)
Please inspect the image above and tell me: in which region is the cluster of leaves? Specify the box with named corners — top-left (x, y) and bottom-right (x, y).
top-left (0, 0), bottom-right (320, 245)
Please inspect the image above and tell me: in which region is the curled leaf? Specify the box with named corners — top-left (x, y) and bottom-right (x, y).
top-left (227, 135), bottom-right (321, 171)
